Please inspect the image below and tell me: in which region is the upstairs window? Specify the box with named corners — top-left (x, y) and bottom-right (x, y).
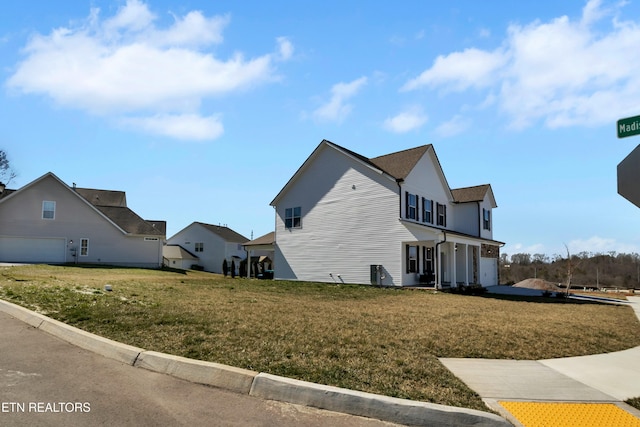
top-left (405, 192), bottom-right (417, 220)
top-left (42, 201), bottom-right (56, 220)
top-left (285, 207), bottom-right (302, 229)
top-left (483, 208), bottom-right (491, 231)
top-left (195, 242), bottom-right (204, 252)
top-left (422, 198), bottom-right (433, 224)
top-left (436, 203), bottom-right (447, 227)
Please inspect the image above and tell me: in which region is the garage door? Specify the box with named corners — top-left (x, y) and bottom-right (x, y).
top-left (480, 257), bottom-right (498, 287)
top-left (0, 237), bottom-right (66, 263)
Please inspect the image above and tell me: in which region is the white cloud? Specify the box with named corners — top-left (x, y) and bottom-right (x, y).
top-left (434, 115), bottom-right (469, 138)
top-left (401, 48), bottom-right (507, 92)
top-left (276, 36), bottom-right (294, 60)
top-left (402, 0), bottom-right (640, 130)
top-left (312, 76), bottom-right (368, 123)
top-left (567, 236), bottom-right (640, 255)
top-left (383, 106), bottom-right (427, 133)
top-left (5, 0), bottom-right (290, 141)
top-left (120, 113), bottom-right (224, 141)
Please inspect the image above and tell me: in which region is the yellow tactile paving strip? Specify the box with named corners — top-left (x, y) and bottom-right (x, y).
top-left (499, 401), bottom-right (640, 427)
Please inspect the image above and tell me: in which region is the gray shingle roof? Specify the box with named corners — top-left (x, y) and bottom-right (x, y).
top-left (74, 186), bottom-right (164, 236)
top-left (369, 145), bottom-right (431, 180)
top-left (196, 222), bottom-right (249, 243)
top-left (164, 245), bottom-right (198, 260)
top-left (451, 184), bottom-right (491, 203)
top-left (93, 206), bottom-right (165, 236)
top-left (74, 188), bottom-right (127, 207)
top-left (244, 231), bottom-right (274, 246)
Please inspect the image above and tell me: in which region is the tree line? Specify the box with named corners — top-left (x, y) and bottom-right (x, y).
top-left (500, 251), bottom-right (640, 289)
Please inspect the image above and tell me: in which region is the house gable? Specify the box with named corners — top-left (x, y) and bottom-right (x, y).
top-left (271, 140), bottom-right (397, 207)
top-left (272, 140), bottom-right (407, 284)
top-left (0, 172), bottom-right (165, 267)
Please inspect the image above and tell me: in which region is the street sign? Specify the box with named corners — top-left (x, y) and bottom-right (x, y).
top-left (617, 115), bottom-right (640, 138)
top-left (618, 144), bottom-right (640, 208)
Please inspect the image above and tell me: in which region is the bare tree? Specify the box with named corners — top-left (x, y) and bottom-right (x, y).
top-left (564, 243), bottom-right (574, 296)
top-left (0, 150), bottom-right (17, 186)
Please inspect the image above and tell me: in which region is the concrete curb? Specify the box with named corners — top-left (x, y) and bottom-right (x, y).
top-left (0, 299), bottom-right (143, 365)
top-left (135, 351), bottom-right (257, 394)
top-left (0, 298), bottom-right (508, 426)
top-left (250, 373), bottom-right (510, 426)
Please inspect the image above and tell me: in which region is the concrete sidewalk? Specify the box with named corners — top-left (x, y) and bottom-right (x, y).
top-left (440, 296), bottom-right (640, 425)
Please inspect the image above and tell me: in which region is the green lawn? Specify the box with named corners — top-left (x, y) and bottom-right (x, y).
top-left (2, 264), bottom-right (640, 413)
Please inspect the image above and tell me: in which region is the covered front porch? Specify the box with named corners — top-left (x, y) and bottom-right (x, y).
top-left (403, 238), bottom-right (480, 289)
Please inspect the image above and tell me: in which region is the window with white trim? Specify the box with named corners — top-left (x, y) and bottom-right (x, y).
top-left (42, 201), bottom-right (56, 220)
top-left (80, 238), bottom-right (89, 256)
top-left (422, 198), bottom-right (433, 224)
top-left (436, 203), bottom-right (447, 227)
top-left (423, 247), bottom-right (434, 276)
top-left (483, 208), bottom-right (491, 231)
top-left (406, 245), bottom-right (418, 273)
top-left (195, 242), bottom-right (204, 252)
top-left (405, 192), bottom-right (417, 220)
top-left (285, 207), bottom-right (302, 229)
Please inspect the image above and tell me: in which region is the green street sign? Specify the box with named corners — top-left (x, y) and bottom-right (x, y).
top-left (618, 115), bottom-right (640, 138)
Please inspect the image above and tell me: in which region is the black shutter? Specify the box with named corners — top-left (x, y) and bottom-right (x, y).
top-left (405, 192), bottom-right (409, 219)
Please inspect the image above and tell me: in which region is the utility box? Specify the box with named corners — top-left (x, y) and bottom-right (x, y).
top-left (370, 264), bottom-right (382, 285)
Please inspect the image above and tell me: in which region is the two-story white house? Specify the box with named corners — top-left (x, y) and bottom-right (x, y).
top-left (270, 140), bottom-right (503, 287)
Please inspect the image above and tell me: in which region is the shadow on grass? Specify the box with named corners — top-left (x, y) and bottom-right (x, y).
top-left (478, 292), bottom-right (612, 306)
top-left (55, 263), bottom-right (189, 275)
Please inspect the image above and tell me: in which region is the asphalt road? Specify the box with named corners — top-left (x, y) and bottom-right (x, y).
top-left (0, 311), bottom-right (399, 427)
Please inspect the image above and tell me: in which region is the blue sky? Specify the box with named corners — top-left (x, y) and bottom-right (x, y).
top-left (2, 0), bottom-right (640, 259)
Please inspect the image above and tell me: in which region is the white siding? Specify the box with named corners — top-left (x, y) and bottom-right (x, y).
top-left (452, 203), bottom-right (479, 236)
top-left (166, 223), bottom-right (246, 273)
top-left (401, 152), bottom-right (452, 227)
top-left (0, 175), bottom-right (162, 267)
top-left (274, 144), bottom-right (414, 285)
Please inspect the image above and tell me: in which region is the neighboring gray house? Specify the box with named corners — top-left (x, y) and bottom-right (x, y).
top-left (0, 172), bottom-right (165, 268)
top-left (270, 140), bottom-right (504, 287)
top-left (165, 222), bottom-right (248, 274)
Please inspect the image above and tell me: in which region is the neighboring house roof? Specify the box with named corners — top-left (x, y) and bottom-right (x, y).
top-left (244, 231), bottom-right (275, 246)
top-left (147, 220), bottom-right (167, 235)
top-left (195, 222), bottom-right (249, 243)
top-left (93, 206), bottom-right (164, 236)
top-left (74, 188), bottom-right (127, 207)
top-left (163, 245), bottom-right (198, 260)
top-left (0, 188), bottom-right (16, 200)
top-left (0, 172), bottom-right (165, 237)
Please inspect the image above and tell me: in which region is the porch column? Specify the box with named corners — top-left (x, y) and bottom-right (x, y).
top-left (452, 244), bottom-right (457, 287)
top-left (464, 244), bottom-right (469, 285)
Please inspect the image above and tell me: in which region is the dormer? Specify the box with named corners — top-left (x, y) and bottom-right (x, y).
top-left (451, 184), bottom-right (497, 239)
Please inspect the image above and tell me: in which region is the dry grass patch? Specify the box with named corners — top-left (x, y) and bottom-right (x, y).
top-left (2, 264), bottom-right (640, 413)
